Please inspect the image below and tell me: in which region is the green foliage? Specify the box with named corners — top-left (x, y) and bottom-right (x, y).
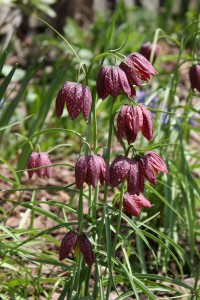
top-left (0, 1), bottom-right (200, 299)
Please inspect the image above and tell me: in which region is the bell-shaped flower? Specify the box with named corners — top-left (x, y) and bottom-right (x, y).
top-left (96, 66), bottom-right (136, 100)
top-left (116, 192), bottom-right (151, 216)
top-left (117, 105), bottom-right (153, 144)
top-left (56, 81), bottom-right (92, 121)
top-left (110, 152), bottom-right (168, 194)
top-left (189, 64), bottom-right (200, 93)
top-left (59, 231), bottom-right (94, 266)
top-left (27, 152), bottom-right (52, 179)
top-left (140, 42), bottom-right (159, 64)
top-left (119, 52), bottom-right (157, 86)
top-left (140, 151), bottom-right (168, 185)
top-left (75, 154), bottom-right (109, 188)
top-left (110, 155), bottom-right (143, 195)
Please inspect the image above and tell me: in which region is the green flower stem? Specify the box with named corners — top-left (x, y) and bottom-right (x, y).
top-left (78, 187), bottom-right (83, 233)
top-left (92, 182), bottom-right (99, 218)
top-left (98, 100), bottom-right (114, 244)
top-left (106, 180), bottom-right (125, 300)
top-left (94, 100), bottom-right (114, 298)
top-left (68, 256), bottom-right (81, 299)
top-left (93, 95), bottom-right (98, 151)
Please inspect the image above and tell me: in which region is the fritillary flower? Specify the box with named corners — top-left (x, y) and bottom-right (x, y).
top-left (110, 152), bottom-right (168, 194)
top-left (140, 151), bottom-right (168, 185)
top-left (75, 154), bottom-right (109, 188)
top-left (27, 152), bottom-right (52, 179)
top-left (117, 105), bottom-right (153, 144)
top-left (97, 66), bottom-right (136, 100)
top-left (56, 81), bottom-right (92, 121)
top-left (116, 192), bottom-right (151, 216)
top-left (59, 231), bottom-right (94, 266)
top-left (119, 52), bottom-right (157, 86)
top-left (140, 42), bottom-right (159, 64)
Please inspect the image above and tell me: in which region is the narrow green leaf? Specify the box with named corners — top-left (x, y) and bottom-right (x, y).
top-left (0, 64), bottom-right (17, 100)
top-left (0, 51), bottom-right (7, 74)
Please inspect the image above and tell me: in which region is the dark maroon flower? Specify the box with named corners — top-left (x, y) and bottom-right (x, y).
top-left (59, 231), bottom-right (94, 266)
top-left (117, 105), bottom-right (153, 144)
top-left (75, 154), bottom-right (109, 188)
top-left (27, 152), bottom-right (52, 179)
top-left (110, 152), bottom-right (168, 194)
top-left (189, 64), bottom-right (200, 93)
top-left (77, 233), bottom-right (95, 266)
top-left (116, 192), bottom-right (151, 216)
top-left (119, 52), bottom-right (157, 86)
top-left (140, 42), bottom-right (159, 64)
top-left (59, 231), bottom-right (78, 261)
top-left (140, 151), bottom-right (168, 185)
top-left (96, 66), bottom-right (136, 100)
top-left (56, 81), bottom-right (92, 121)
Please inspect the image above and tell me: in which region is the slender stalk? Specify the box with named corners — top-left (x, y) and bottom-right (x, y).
top-left (78, 187), bottom-right (84, 233)
top-left (106, 181), bottom-right (125, 299)
top-left (98, 100), bottom-right (114, 244)
top-left (93, 95), bottom-right (98, 151)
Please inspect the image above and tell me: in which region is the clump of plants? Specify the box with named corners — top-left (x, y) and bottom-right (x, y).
top-left (0, 5), bottom-right (200, 299)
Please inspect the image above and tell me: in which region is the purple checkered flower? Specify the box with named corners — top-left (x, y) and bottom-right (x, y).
top-left (117, 105), bottom-right (154, 144)
top-left (97, 66), bottom-right (136, 100)
top-left (110, 152), bottom-right (168, 194)
top-left (56, 82), bottom-right (92, 121)
top-left (75, 154), bottom-right (109, 188)
top-left (27, 152), bottom-right (52, 179)
top-left (116, 192), bottom-right (151, 216)
top-left (59, 231), bottom-right (94, 266)
top-left (120, 52), bottom-right (157, 86)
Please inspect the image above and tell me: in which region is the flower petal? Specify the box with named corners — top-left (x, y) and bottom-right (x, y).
top-left (38, 152), bottom-right (52, 178)
top-left (146, 151), bottom-right (168, 174)
top-left (27, 152), bottom-right (39, 179)
top-left (75, 155), bottom-right (89, 188)
top-left (66, 82), bottom-right (83, 120)
top-left (140, 156), bottom-right (157, 185)
top-left (127, 160), bottom-right (141, 195)
top-left (56, 85), bottom-right (67, 117)
top-left (117, 106), bottom-right (128, 141)
top-left (83, 86), bottom-right (92, 121)
top-left (77, 233), bottom-right (94, 266)
top-left (59, 231), bottom-right (78, 261)
top-left (85, 155), bottom-right (101, 188)
top-left (123, 192), bottom-right (141, 216)
top-left (140, 105), bottom-right (154, 141)
top-left (132, 193), bottom-right (151, 208)
top-left (110, 155), bottom-right (131, 187)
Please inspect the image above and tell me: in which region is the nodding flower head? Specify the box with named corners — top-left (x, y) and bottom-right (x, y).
top-left (96, 66), bottom-right (136, 100)
top-left (140, 151), bottom-right (168, 185)
top-left (75, 154), bottom-right (110, 188)
top-left (56, 81), bottom-right (92, 121)
top-left (119, 52), bottom-right (157, 86)
top-left (110, 152), bottom-right (168, 195)
top-left (117, 105), bottom-right (154, 144)
top-left (140, 42), bottom-right (159, 64)
top-left (189, 64), bottom-right (200, 93)
top-left (116, 192), bottom-right (151, 216)
top-left (59, 231), bottom-right (94, 266)
top-left (27, 152), bottom-right (52, 179)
